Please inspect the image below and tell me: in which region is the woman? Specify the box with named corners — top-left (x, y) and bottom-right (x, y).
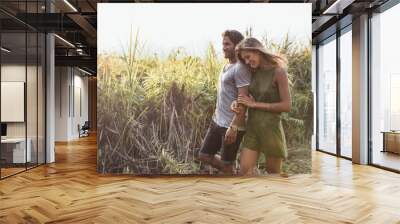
top-left (232, 37), bottom-right (291, 175)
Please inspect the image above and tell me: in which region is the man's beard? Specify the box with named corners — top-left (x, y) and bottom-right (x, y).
top-left (224, 51), bottom-right (234, 59)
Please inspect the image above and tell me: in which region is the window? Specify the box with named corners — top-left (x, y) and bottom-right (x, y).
top-left (0, 2), bottom-right (47, 179)
top-left (340, 27), bottom-right (352, 158)
top-left (370, 3), bottom-right (400, 171)
top-left (317, 35), bottom-right (337, 154)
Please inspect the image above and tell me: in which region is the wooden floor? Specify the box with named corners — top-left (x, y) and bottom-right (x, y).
top-left (1, 167), bottom-right (26, 178)
top-left (1, 135), bottom-right (400, 223)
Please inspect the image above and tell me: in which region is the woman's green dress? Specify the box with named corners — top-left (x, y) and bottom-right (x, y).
top-left (240, 67), bottom-right (288, 159)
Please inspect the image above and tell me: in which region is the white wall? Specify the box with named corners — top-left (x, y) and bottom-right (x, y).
top-left (55, 66), bottom-right (70, 141)
top-left (1, 82), bottom-right (25, 122)
top-left (55, 67), bottom-right (89, 141)
top-left (72, 73), bottom-right (89, 138)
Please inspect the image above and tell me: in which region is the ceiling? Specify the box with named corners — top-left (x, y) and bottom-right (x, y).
top-left (0, 0), bottom-right (393, 75)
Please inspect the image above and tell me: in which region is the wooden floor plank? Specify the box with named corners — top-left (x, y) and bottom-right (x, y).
top-left (0, 135), bottom-right (399, 223)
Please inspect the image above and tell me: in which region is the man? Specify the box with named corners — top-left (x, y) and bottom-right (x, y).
top-left (198, 30), bottom-right (251, 174)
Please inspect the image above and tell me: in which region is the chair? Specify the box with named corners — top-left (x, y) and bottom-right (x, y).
top-left (79, 121), bottom-right (90, 138)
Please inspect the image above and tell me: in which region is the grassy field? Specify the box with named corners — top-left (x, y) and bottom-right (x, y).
top-left (97, 34), bottom-right (312, 175)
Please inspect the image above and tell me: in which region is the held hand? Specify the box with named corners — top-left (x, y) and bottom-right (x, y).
top-left (230, 100), bottom-right (241, 114)
top-left (224, 127), bottom-right (237, 145)
top-left (237, 94), bottom-right (256, 108)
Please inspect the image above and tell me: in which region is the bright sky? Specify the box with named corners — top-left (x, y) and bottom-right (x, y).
top-left (98, 3), bottom-right (311, 58)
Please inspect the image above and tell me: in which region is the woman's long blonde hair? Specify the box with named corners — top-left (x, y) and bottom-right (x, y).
top-left (236, 37), bottom-right (287, 69)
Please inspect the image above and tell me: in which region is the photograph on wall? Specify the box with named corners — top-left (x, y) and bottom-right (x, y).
top-left (97, 3), bottom-right (312, 175)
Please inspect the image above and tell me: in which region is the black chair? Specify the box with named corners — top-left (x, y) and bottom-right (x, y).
top-left (79, 121), bottom-right (90, 138)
